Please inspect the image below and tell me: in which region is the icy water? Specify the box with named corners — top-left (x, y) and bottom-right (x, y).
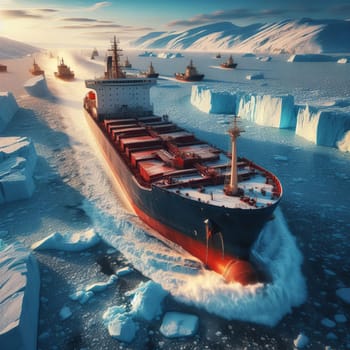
top-left (1, 51), bottom-right (350, 349)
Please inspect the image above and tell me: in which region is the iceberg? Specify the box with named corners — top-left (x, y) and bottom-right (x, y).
top-left (246, 73), bottom-right (264, 80)
top-left (128, 280), bottom-right (168, 321)
top-left (237, 93), bottom-right (296, 128)
top-left (190, 86), bottom-right (350, 151)
top-left (337, 58), bottom-right (348, 64)
top-left (24, 75), bottom-right (50, 98)
top-left (0, 242), bottom-right (40, 350)
top-left (160, 312), bottom-right (199, 338)
top-left (157, 52), bottom-right (183, 59)
top-left (0, 92), bottom-right (19, 132)
top-left (287, 54), bottom-right (335, 62)
top-left (31, 229), bottom-right (100, 251)
top-left (191, 87), bottom-right (296, 129)
top-left (190, 85), bottom-right (236, 114)
top-left (0, 137), bottom-right (37, 204)
top-left (296, 106), bottom-right (350, 147)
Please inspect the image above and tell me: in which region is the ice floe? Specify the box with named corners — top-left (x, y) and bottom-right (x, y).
top-left (246, 72), bottom-right (265, 80)
top-left (159, 312), bottom-right (199, 338)
top-left (0, 136), bottom-right (37, 204)
top-left (102, 280), bottom-right (168, 343)
top-left (31, 229), bottom-right (100, 251)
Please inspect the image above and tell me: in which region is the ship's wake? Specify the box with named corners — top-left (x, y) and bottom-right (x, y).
top-left (82, 192), bottom-right (306, 326)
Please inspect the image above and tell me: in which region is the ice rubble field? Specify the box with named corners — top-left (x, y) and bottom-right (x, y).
top-left (1, 49), bottom-right (350, 347)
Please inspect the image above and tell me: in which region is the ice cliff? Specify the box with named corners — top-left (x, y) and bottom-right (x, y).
top-left (237, 93), bottom-right (296, 128)
top-left (190, 86), bottom-right (236, 114)
top-left (0, 92), bottom-right (19, 132)
top-left (191, 86), bottom-right (296, 128)
top-left (296, 106), bottom-right (350, 147)
top-left (0, 242), bottom-right (40, 350)
top-left (191, 86), bottom-right (350, 152)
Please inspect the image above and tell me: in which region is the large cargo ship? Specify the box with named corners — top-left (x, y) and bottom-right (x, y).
top-left (83, 37), bottom-right (282, 285)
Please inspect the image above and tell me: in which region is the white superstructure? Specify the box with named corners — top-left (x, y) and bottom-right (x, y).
top-left (85, 36), bottom-right (156, 118)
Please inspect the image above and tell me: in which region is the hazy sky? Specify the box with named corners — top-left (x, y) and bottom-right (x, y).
top-left (1, 0), bottom-right (349, 48)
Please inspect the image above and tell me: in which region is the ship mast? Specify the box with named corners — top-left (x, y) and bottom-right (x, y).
top-left (225, 116), bottom-right (244, 196)
top-left (108, 36), bottom-right (125, 79)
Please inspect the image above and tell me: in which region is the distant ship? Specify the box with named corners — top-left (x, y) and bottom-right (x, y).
top-left (141, 62), bottom-right (159, 78)
top-left (216, 53), bottom-right (221, 59)
top-left (0, 64), bottom-right (7, 72)
top-left (175, 60), bottom-right (204, 81)
top-left (29, 59), bottom-right (44, 76)
top-left (220, 55), bottom-right (237, 69)
top-left (83, 37), bottom-right (282, 285)
top-left (91, 48), bottom-right (99, 59)
top-left (54, 58), bottom-right (75, 80)
top-left (122, 56), bottom-right (132, 68)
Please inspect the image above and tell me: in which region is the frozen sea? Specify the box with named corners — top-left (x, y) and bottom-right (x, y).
top-left (1, 50), bottom-right (350, 349)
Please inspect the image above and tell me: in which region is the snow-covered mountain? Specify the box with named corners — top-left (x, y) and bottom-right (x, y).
top-left (0, 36), bottom-right (40, 59)
top-left (130, 19), bottom-right (350, 54)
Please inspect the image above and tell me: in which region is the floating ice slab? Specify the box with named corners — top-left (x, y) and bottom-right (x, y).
top-left (336, 288), bottom-right (350, 304)
top-left (0, 136), bottom-right (37, 204)
top-left (293, 333), bottom-right (309, 348)
top-left (0, 242), bottom-right (40, 350)
top-left (246, 73), bottom-right (264, 80)
top-left (103, 306), bottom-right (138, 343)
top-left (190, 87), bottom-right (296, 129)
top-left (160, 312), bottom-right (199, 338)
top-left (256, 56), bottom-right (271, 62)
top-left (157, 52), bottom-right (183, 59)
top-left (237, 93), bottom-right (296, 128)
top-left (128, 280), bottom-right (168, 321)
top-left (337, 58), bottom-right (348, 64)
top-left (296, 106), bottom-right (350, 147)
top-left (287, 54), bottom-right (334, 62)
top-left (0, 92), bottom-right (19, 132)
top-left (69, 275), bottom-right (118, 304)
top-left (24, 75), bottom-right (50, 98)
top-left (191, 85), bottom-right (236, 114)
top-left (31, 229), bottom-right (100, 251)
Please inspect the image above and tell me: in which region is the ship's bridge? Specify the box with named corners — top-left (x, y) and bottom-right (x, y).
top-left (85, 77), bottom-right (156, 118)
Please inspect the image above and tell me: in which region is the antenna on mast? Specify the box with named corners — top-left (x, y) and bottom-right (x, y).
top-left (105, 36), bottom-right (125, 79)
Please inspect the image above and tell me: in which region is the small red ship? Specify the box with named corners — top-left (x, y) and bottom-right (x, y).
top-left (175, 60), bottom-right (204, 81)
top-left (54, 57), bottom-right (75, 80)
top-left (29, 59), bottom-right (44, 76)
top-left (220, 55), bottom-right (237, 69)
top-left (83, 37), bottom-right (282, 285)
